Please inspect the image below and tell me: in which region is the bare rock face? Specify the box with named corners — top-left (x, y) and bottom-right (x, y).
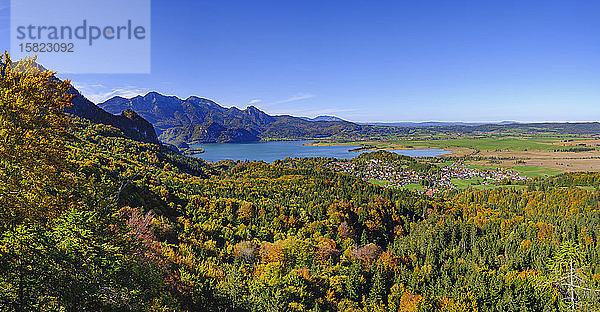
top-left (116, 109), bottom-right (159, 143)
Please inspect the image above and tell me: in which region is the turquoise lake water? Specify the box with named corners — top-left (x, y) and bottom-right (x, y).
top-left (189, 141), bottom-right (449, 163)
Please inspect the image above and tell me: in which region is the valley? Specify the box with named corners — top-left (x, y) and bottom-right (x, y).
top-left (4, 0), bottom-right (599, 310)
top-left (3, 55), bottom-right (600, 312)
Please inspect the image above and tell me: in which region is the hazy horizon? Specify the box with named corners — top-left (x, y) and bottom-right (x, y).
top-left (82, 89), bottom-right (600, 125)
top-left (88, 89), bottom-right (600, 124)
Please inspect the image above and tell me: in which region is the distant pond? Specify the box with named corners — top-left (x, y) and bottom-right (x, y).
top-left (188, 141), bottom-right (449, 163)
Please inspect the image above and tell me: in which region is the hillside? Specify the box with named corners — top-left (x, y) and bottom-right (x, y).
top-left (160, 121), bottom-right (260, 144)
top-left (10, 60), bottom-right (159, 144)
top-left (66, 89), bottom-right (159, 144)
top-left (301, 115), bottom-right (347, 122)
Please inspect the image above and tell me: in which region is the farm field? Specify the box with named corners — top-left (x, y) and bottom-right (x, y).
top-left (463, 161), bottom-right (564, 178)
top-left (393, 136), bottom-right (562, 151)
top-left (315, 135), bottom-right (598, 152)
top-left (314, 135), bottom-right (600, 173)
top-left (322, 136), bottom-right (595, 152)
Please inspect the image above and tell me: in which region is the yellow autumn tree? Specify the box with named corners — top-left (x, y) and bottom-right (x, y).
top-left (0, 52), bottom-right (75, 228)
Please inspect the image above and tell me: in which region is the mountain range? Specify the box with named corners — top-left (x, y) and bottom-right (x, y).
top-left (300, 115), bottom-right (347, 122)
top-left (98, 92), bottom-right (360, 145)
top-left (66, 87), bottom-right (600, 148)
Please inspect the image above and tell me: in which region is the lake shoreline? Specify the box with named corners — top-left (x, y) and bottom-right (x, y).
top-left (303, 140), bottom-right (454, 155)
top-left (189, 140), bottom-right (450, 163)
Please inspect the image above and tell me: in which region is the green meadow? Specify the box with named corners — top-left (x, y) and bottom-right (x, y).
top-left (377, 136), bottom-right (566, 152)
top-left (511, 165), bottom-right (563, 178)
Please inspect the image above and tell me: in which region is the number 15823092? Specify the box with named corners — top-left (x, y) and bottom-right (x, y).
top-left (19, 42), bottom-right (74, 53)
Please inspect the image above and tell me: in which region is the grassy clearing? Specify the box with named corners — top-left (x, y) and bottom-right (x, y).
top-left (401, 183), bottom-right (425, 191)
top-left (484, 184), bottom-right (528, 191)
top-left (576, 186), bottom-right (596, 191)
top-left (451, 178), bottom-right (486, 189)
top-left (511, 165), bottom-right (563, 178)
top-left (465, 161), bottom-right (563, 178)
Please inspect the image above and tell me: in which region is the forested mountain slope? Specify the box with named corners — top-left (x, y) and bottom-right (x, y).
top-left (11, 60), bottom-right (159, 144)
top-left (66, 88), bottom-right (159, 144)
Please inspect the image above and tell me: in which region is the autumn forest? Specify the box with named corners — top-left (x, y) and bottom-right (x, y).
top-left (2, 55), bottom-right (600, 312)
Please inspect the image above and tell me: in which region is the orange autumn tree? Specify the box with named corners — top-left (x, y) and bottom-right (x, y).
top-left (0, 52), bottom-right (75, 228)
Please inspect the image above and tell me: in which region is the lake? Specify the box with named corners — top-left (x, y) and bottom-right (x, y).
top-left (189, 141), bottom-right (449, 163)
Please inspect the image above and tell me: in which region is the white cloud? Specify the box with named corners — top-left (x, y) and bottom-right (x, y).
top-left (268, 107), bottom-right (358, 117)
top-left (72, 81), bottom-right (149, 103)
top-left (248, 99), bottom-right (262, 105)
top-left (270, 93), bottom-right (313, 105)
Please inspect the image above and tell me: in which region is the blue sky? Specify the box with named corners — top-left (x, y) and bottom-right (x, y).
top-left (1, 0), bottom-right (599, 122)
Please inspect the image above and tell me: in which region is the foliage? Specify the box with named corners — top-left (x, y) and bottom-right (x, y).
top-left (2, 56), bottom-right (600, 311)
top-left (0, 53), bottom-right (75, 227)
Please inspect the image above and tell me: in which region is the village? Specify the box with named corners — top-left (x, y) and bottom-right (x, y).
top-left (327, 158), bottom-right (530, 195)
